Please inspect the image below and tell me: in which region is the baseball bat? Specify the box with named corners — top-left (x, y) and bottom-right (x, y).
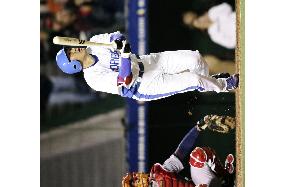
top-left (53, 36), bottom-right (117, 49)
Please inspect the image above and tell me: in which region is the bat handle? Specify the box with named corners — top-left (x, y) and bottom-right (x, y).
top-left (111, 41), bottom-right (118, 50)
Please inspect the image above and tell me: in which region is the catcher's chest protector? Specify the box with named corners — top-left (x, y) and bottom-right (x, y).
top-left (149, 163), bottom-right (195, 187)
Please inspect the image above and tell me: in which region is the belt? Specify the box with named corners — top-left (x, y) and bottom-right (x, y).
top-left (135, 54), bottom-right (144, 78)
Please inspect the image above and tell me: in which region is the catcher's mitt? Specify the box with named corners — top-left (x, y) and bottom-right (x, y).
top-left (198, 115), bottom-right (236, 134)
top-left (122, 172), bottom-right (149, 187)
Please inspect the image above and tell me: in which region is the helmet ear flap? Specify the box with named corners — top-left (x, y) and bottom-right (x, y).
top-left (63, 47), bottom-right (72, 62)
top-left (56, 48), bottom-right (83, 74)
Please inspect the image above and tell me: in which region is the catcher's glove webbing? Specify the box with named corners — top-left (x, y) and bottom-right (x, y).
top-left (122, 172), bottom-right (149, 187)
top-left (149, 163), bottom-right (195, 187)
top-left (198, 115), bottom-right (236, 134)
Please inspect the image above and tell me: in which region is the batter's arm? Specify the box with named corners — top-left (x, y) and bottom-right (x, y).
top-left (84, 68), bottom-right (120, 95)
top-left (117, 43), bottom-right (133, 87)
top-left (90, 31), bottom-right (126, 45)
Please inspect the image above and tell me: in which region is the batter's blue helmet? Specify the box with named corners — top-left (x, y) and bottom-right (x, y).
top-left (56, 48), bottom-right (82, 74)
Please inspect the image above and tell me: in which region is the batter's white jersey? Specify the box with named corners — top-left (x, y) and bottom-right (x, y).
top-left (208, 3), bottom-right (236, 49)
top-left (83, 32), bottom-right (228, 101)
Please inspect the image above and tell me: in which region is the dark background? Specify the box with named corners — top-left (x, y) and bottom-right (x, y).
top-left (148, 0), bottom-right (235, 60)
top-left (147, 92), bottom-right (235, 171)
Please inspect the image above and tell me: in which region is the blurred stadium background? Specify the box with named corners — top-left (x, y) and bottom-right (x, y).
top-left (40, 0), bottom-right (236, 186)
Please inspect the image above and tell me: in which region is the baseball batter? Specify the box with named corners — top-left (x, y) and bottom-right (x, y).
top-left (56, 31), bottom-right (239, 101)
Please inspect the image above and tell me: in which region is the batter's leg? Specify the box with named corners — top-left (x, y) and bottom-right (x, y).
top-left (158, 50), bottom-right (209, 76)
top-left (156, 72), bottom-right (227, 93)
top-left (136, 71), bottom-right (227, 101)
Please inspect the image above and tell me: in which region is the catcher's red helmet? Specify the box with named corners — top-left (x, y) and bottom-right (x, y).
top-left (189, 147), bottom-right (207, 168)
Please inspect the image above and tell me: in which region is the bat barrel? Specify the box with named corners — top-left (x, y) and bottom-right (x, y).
top-left (53, 36), bottom-right (117, 49)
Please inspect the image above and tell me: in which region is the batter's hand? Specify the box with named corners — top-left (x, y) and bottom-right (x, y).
top-left (114, 39), bottom-right (124, 50)
top-left (123, 43), bottom-right (131, 53)
top-left (120, 43), bottom-right (132, 58)
top-left (110, 32), bottom-right (126, 42)
top-left (110, 32), bottom-right (126, 50)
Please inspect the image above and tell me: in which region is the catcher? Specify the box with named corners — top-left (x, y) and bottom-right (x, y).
top-left (55, 31), bottom-right (239, 101)
top-left (122, 115), bottom-right (236, 187)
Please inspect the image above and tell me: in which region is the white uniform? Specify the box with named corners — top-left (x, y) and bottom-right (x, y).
top-left (190, 147), bottom-right (227, 187)
top-left (208, 3), bottom-right (236, 49)
top-left (83, 32), bottom-right (228, 101)
top-left (190, 164), bottom-right (222, 187)
top-left (163, 152), bottom-right (223, 187)
top-left (163, 154), bottom-right (185, 172)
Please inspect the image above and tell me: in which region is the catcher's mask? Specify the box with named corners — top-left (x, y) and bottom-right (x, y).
top-left (56, 47), bottom-right (83, 74)
top-left (189, 147), bottom-right (207, 168)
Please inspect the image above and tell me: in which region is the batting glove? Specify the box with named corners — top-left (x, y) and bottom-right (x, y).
top-left (121, 43), bottom-right (132, 58)
top-left (114, 40), bottom-right (124, 50)
top-left (110, 32), bottom-right (126, 50)
top-left (110, 32), bottom-right (126, 42)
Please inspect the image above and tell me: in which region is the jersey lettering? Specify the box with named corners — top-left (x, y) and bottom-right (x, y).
top-left (110, 50), bottom-right (120, 72)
